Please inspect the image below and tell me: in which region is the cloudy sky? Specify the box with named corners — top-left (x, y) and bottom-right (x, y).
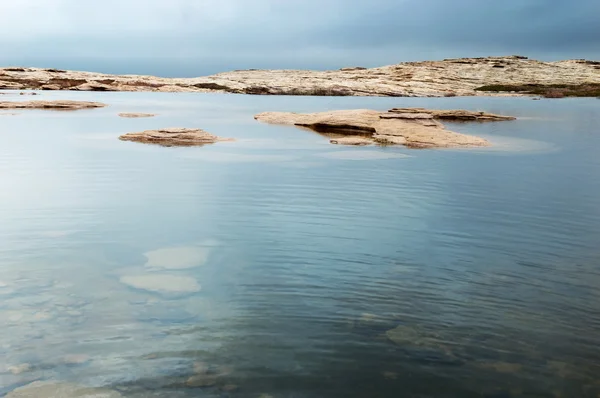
top-left (0, 0), bottom-right (598, 76)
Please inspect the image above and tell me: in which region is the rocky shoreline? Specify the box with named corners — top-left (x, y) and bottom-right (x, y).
top-left (1, 56), bottom-right (598, 97)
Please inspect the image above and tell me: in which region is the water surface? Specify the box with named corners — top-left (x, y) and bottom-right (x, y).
top-left (1, 92), bottom-right (599, 397)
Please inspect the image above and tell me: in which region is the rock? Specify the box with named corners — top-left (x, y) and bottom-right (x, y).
top-left (255, 108), bottom-right (498, 149)
top-left (6, 381), bottom-right (122, 398)
top-left (0, 100), bottom-right (106, 110)
top-left (118, 113), bottom-right (156, 118)
top-left (63, 354), bottom-right (91, 365)
top-left (220, 384), bottom-right (239, 392)
top-left (193, 361), bottom-right (210, 374)
top-left (385, 325), bottom-right (446, 351)
top-left (118, 128), bottom-right (234, 147)
top-left (330, 136), bottom-right (373, 146)
top-left (119, 274), bottom-right (201, 294)
top-left (387, 107), bottom-right (516, 121)
top-left (383, 371), bottom-right (398, 380)
top-left (8, 363), bottom-right (32, 375)
top-left (1, 56), bottom-right (599, 97)
top-left (186, 374), bottom-right (218, 388)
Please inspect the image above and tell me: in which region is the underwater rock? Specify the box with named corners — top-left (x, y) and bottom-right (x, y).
top-left (8, 363), bottom-right (32, 375)
top-left (6, 381), bottom-right (122, 398)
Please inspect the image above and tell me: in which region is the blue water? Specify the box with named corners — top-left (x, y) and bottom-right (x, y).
top-left (1, 92), bottom-right (599, 397)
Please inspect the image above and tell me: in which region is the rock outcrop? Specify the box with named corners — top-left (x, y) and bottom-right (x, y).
top-left (119, 127), bottom-right (234, 147)
top-left (0, 100), bottom-right (106, 110)
top-left (255, 107), bottom-right (514, 148)
top-left (118, 113), bottom-right (155, 118)
top-left (387, 108), bottom-right (516, 121)
top-left (1, 56), bottom-right (598, 97)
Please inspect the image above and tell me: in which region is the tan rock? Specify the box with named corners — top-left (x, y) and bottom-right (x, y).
top-left (1, 56), bottom-right (599, 97)
top-left (388, 107), bottom-right (516, 121)
top-left (255, 108), bottom-right (502, 149)
top-left (186, 374), bottom-right (218, 388)
top-left (118, 113), bottom-right (156, 118)
top-left (0, 100), bottom-right (106, 110)
top-left (63, 354), bottom-right (91, 365)
top-left (330, 136), bottom-right (373, 146)
top-left (119, 127), bottom-right (234, 147)
top-left (6, 381), bottom-right (122, 398)
top-left (8, 363), bottom-right (32, 375)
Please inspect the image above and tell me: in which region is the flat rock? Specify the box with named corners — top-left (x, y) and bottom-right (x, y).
top-left (255, 108), bottom-right (502, 148)
top-left (0, 100), bottom-right (106, 110)
top-left (388, 107), bottom-right (516, 121)
top-left (119, 127), bottom-right (233, 147)
top-left (6, 381), bottom-right (122, 398)
top-left (118, 113), bottom-right (156, 118)
top-left (120, 274), bottom-right (201, 294)
top-left (2, 56), bottom-right (599, 97)
top-left (330, 136), bottom-right (373, 146)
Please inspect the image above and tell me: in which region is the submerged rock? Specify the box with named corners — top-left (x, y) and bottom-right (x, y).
top-left (186, 374), bottom-right (218, 388)
top-left (118, 113), bottom-right (156, 118)
top-left (6, 381), bottom-right (122, 398)
top-left (0, 100), bottom-right (106, 110)
top-left (255, 108), bottom-right (506, 148)
top-left (119, 128), bottom-right (234, 147)
top-left (8, 363), bottom-right (32, 375)
top-left (119, 274), bottom-right (201, 294)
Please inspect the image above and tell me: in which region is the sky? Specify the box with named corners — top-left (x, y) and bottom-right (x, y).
top-left (0, 0), bottom-right (598, 77)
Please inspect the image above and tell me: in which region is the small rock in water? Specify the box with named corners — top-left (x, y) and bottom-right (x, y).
top-left (193, 361), bottom-right (210, 374)
top-left (6, 381), bottom-right (122, 398)
top-left (119, 274), bottom-right (201, 294)
top-left (8, 363), bottom-right (32, 375)
top-left (383, 371), bottom-right (398, 380)
top-left (64, 354), bottom-right (91, 365)
top-left (186, 374), bottom-right (218, 388)
top-left (118, 113), bottom-right (156, 118)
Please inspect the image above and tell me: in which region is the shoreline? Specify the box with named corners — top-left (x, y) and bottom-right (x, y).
top-left (1, 55), bottom-right (598, 98)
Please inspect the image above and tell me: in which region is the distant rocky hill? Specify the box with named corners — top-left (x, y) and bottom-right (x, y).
top-left (1, 56), bottom-right (598, 97)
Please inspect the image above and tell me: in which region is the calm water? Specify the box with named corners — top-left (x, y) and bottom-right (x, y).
top-left (1, 92), bottom-right (599, 397)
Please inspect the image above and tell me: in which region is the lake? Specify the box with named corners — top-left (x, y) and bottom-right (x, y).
top-left (1, 91), bottom-right (599, 397)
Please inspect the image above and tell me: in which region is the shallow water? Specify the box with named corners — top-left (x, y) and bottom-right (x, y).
top-left (1, 92), bottom-right (600, 397)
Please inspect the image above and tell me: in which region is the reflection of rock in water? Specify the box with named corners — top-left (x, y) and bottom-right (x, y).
top-left (6, 381), bottom-right (122, 398)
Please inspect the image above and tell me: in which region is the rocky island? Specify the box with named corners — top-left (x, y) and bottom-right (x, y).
top-left (255, 108), bottom-right (514, 148)
top-left (0, 100), bottom-right (106, 110)
top-left (1, 56), bottom-right (598, 97)
top-left (119, 128), bottom-right (234, 147)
